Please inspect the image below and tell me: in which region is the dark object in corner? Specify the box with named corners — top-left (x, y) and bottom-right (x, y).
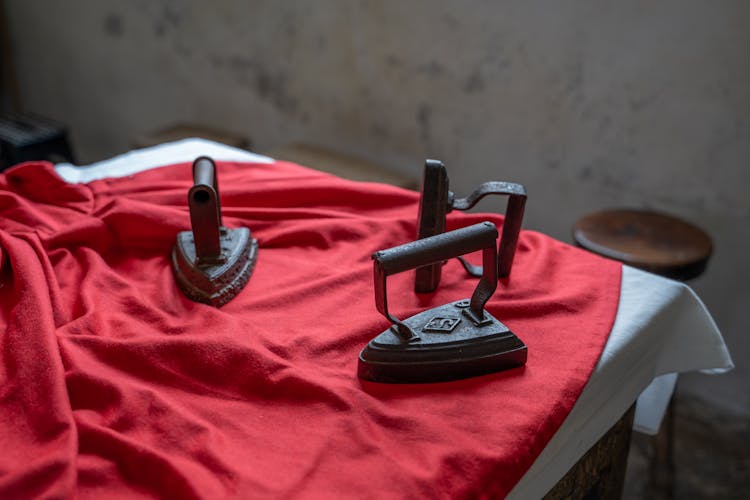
top-left (415, 159), bottom-right (526, 293)
top-left (172, 156), bottom-right (258, 307)
top-left (0, 113), bottom-right (75, 170)
top-left (358, 222), bottom-right (527, 383)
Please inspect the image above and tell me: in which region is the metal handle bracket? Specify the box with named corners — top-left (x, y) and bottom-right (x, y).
top-left (373, 222), bottom-right (498, 342)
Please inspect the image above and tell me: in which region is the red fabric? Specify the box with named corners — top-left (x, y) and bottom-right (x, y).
top-left (0, 160), bottom-right (621, 499)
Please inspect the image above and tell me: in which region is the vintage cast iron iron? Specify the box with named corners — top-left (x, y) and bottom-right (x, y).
top-left (172, 156), bottom-right (258, 307)
top-left (358, 222), bottom-right (527, 383)
top-left (415, 159), bottom-right (527, 292)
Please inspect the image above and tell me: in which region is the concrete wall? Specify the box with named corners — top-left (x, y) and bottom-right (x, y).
top-left (6, 1), bottom-right (749, 414)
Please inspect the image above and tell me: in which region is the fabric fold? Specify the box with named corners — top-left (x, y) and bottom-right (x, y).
top-left (1, 159), bottom-right (622, 498)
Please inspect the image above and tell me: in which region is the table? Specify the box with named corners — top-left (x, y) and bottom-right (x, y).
top-left (53, 139), bottom-right (733, 498)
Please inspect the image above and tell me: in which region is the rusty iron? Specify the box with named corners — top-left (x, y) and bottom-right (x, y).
top-left (172, 156), bottom-right (258, 307)
top-left (358, 222), bottom-right (527, 383)
top-left (415, 159), bottom-right (527, 293)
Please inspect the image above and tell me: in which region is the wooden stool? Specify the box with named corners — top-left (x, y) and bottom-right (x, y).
top-left (573, 209), bottom-right (712, 281)
top-left (573, 208), bottom-right (713, 499)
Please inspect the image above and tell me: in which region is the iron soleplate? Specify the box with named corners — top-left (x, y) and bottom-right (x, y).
top-left (358, 299), bottom-right (527, 383)
top-left (172, 227), bottom-right (258, 307)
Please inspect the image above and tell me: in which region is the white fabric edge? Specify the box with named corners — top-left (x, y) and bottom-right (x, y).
top-left (54, 138), bottom-right (273, 183)
top-left (633, 373), bottom-right (678, 435)
top-left (507, 266), bottom-right (733, 499)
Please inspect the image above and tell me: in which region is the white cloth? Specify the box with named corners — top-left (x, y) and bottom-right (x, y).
top-left (507, 267), bottom-right (732, 498)
top-left (55, 138), bottom-right (272, 184)
top-left (54, 139), bottom-right (734, 498)
top-left (634, 373), bottom-right (678, 434)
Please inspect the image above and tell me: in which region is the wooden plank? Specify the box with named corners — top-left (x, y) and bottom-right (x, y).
top-left (264, 143), bottom-right (418, 190)
top-left (545, 404), bottom-right (636, 499)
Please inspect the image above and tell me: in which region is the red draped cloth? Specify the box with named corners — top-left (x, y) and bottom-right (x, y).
top-left (0, 160), bottom-right (621, 498)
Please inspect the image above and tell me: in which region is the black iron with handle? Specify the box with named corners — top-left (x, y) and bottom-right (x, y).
top-left (360, 222), bottom-right (527, 383)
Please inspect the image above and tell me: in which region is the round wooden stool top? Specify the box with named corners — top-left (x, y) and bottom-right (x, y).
top-left (573, 209), bottom-right (712, 280)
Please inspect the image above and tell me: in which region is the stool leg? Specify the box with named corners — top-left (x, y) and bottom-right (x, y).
top-left (650, 396), bottom-right (675, 499)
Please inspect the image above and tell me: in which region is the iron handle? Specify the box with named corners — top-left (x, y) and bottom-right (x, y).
top-left (373, 222), bottom-right (499, 341)
top-left (451, 181), bottom-right (526, 279)
top-left (189, 157), bottom-right (224, 264)
top-left (450, 181), bottom-right (526, 211)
